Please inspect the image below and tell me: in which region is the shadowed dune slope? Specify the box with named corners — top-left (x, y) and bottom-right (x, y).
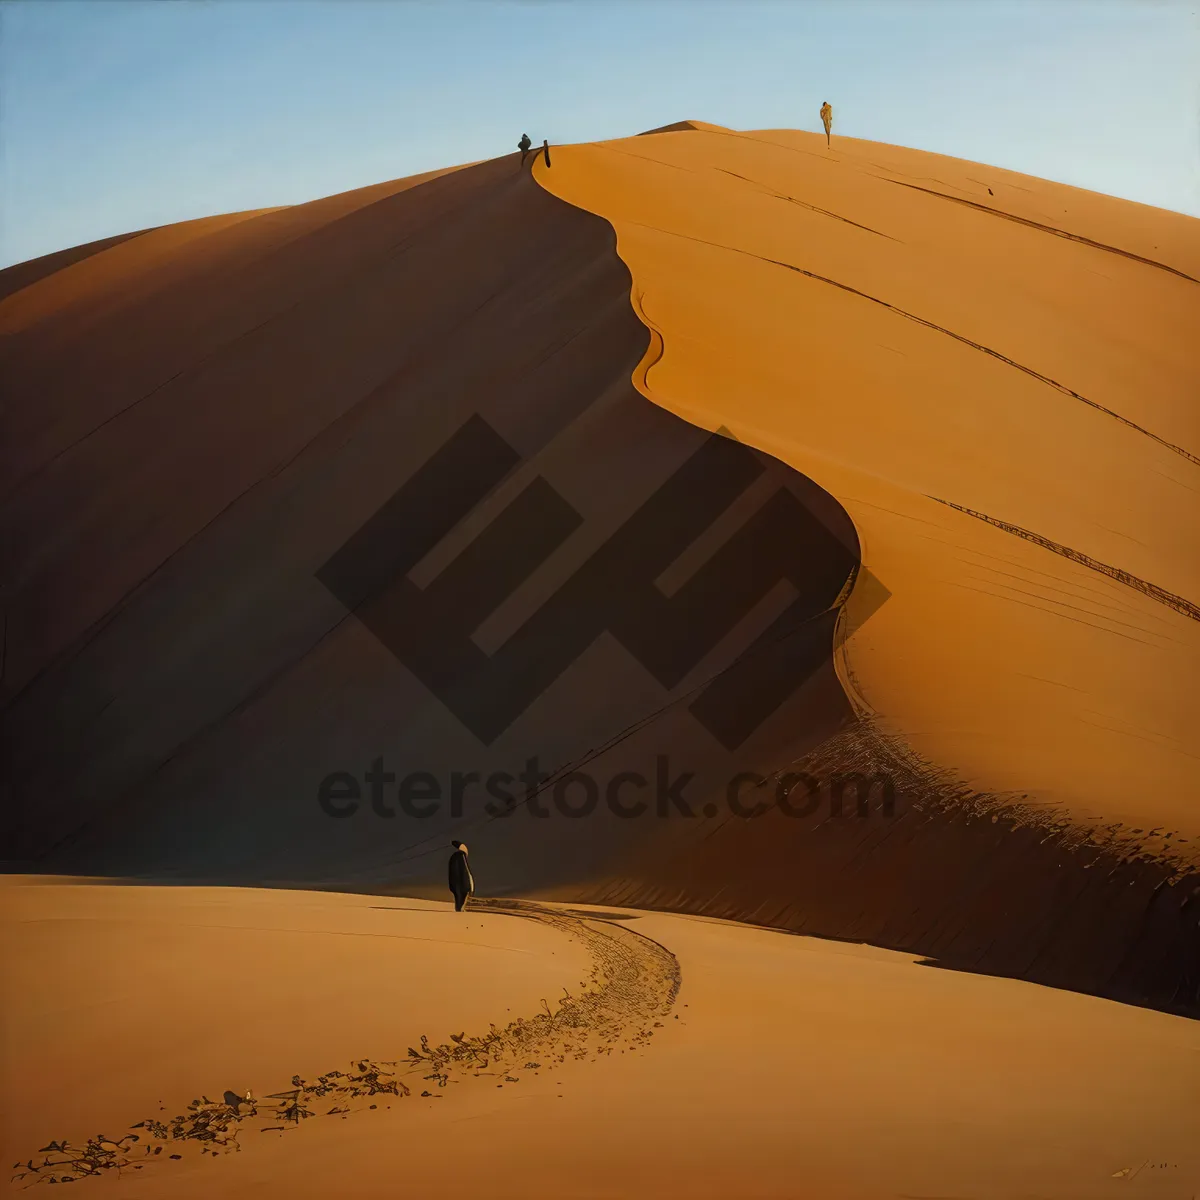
top-left (0, 152), bottom-right (854, 882)
top-left (2, 135), bottom-right (1198, 1015)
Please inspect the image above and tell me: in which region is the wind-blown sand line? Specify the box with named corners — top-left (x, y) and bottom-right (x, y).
top-left (623, 219), bottom-right (1200, 468)
top-left (10, 903), bottom-right (680, 1189)
top-left (715, 168), bottom-right (899, 240)
top-left (929, 497), bottom-right (1200, 624)
top-left (884, 179), bottom-right (1200, 285)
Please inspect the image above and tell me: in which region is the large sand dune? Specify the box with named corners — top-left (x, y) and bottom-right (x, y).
top-left (2, 127), bottom-right (1198, 1028)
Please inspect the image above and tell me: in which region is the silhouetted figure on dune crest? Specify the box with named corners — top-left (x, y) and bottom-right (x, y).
top-left (517, 134), bottom-right (551, 170)
top-left (820, 101), bottom-right (833, 148)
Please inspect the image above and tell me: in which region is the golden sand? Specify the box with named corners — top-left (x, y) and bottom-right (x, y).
top-left (535, 126), bottom-right (1200, 838)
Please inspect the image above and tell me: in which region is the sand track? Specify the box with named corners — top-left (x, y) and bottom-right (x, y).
top-left (7, 888), bottom-right (1199, 1198)
top-left (715, 167), bottom-right (899, 239)
top-left (930, 497), bottom-right (1200, 624)
top-left (616, 216), bottom-right (1200, 467)
top-left (8, 899), bottom-right (680, 1189)
top-left (885, 177), bottom-right (1200, 284)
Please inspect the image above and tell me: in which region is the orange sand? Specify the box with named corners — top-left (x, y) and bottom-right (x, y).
top-left (3, 881), bottom-right (1197, 1198)
top-left (535, 127), bottom-right (1200, 838)
top-left (0, 878), bottom-right (591, 1174)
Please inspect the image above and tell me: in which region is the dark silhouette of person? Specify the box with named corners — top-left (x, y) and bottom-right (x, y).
top-left (542, 138), bottom-right (551, 168)
top-left (448, 840), bottom-right (474, 912)
top-left (518, 133), bottom-right (532, 164)
top-left (820, 102), bottom-right (833, 149)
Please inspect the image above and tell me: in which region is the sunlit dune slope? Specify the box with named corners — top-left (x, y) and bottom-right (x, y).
top-left (534, 126), bottom-right (1200, 839)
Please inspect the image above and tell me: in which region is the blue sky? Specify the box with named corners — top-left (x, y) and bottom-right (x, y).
top-left (2, 0), bottom-right (1197, 267)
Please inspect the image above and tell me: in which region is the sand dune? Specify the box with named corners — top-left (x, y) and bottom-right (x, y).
top-left (2, 122), bottom-right (1198, 1198)
top-left (1, 123), bottom-right (1197, 1035)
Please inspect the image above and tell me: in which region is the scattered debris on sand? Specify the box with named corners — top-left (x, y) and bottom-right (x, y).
top-left (11, 902), bottom-right (680, 1187)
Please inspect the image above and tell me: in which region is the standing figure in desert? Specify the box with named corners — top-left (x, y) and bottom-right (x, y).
top-left (518, 133), bottom-right (532, 164)
top-left (820, 101), bottom-right (833, 147)
top-left (448, 840), bottom-right (474, 912)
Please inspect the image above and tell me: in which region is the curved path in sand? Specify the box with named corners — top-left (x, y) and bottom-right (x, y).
top-left (0, 879), bottom-right (602, 1179)
top-left (4, 881), bottom-right (1198, 1198)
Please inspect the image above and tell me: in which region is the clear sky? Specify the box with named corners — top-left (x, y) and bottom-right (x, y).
top-left (2, 0), bottom-right (1197, 267)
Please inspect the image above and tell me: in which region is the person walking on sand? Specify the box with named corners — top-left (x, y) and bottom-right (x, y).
top-left (820, 101), bottom-right (833, 148)
top-left (518, 133), bottom-right (532, 165)
top-left (448, 840), bottom-right (474, 912)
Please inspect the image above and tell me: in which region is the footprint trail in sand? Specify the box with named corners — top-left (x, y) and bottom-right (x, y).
top-left (10, 902), bottom-right (680, 1189)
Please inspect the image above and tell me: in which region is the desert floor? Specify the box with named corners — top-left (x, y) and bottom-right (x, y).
top-left (3, 877), bottom-right (1197, 1199)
